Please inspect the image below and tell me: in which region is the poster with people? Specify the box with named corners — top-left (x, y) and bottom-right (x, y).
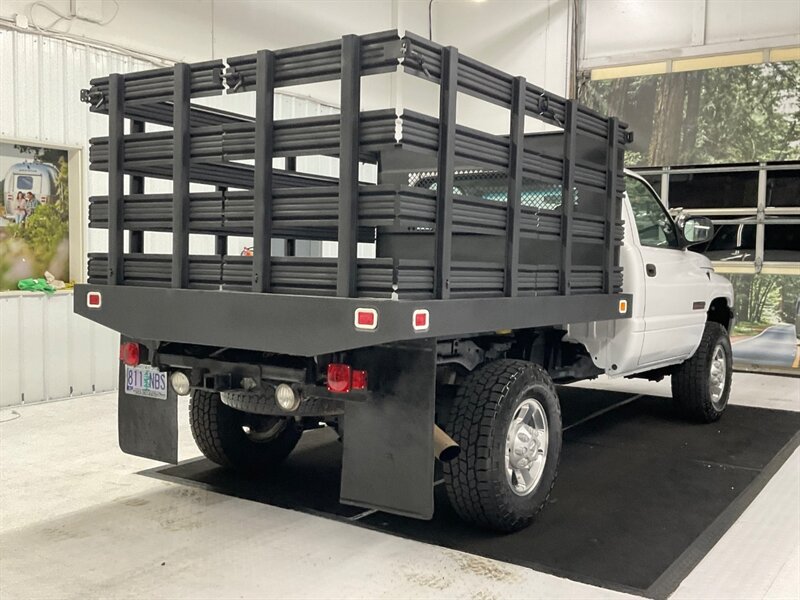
top-left (0, 143), bottom-right (70, 291)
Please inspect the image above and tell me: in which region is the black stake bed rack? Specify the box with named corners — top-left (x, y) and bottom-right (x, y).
top-left (76, 30), bottom-right (632, 356)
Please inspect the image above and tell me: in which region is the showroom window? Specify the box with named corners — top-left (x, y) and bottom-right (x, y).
top-left (669, 171), bottom-right (759, 210)
top-left (766, 169), bottom-right (800, 208)
top-left (763, 223), bottom-right (800, 262)
top-left (632, 163), bottom-right (800, 272)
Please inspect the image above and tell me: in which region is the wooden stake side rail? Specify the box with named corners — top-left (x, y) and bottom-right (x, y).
top-left (81, 29), bottom-right (631, 301)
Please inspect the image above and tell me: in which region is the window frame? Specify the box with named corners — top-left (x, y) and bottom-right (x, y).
top-left (625, 173), bottom-right (681, 249)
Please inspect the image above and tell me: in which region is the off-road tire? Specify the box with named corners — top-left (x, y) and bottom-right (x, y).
top-left (443, 359), bottom-right (562, 532)
top-left (189, 390), bottom-right (301, 471)
top-left (671, 322), bottom-right (732, 423)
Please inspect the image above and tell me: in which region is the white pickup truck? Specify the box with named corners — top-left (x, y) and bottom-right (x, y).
top-left (77, 36), bottom-right (735, 533)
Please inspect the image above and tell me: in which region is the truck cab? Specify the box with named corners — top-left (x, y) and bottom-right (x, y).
top-left (569, 170), bottom-right (734, 378)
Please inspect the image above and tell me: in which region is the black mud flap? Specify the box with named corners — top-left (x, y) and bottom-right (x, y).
top-left (340, 338), bottom-right (436, 519)
top-left (118, 364), bottom-right (179, 464)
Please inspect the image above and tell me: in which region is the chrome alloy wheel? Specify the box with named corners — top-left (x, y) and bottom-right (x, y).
top-left (505, 398), bottom-right (549, 496)
top-left (709, 344), bottom-right (727, 410)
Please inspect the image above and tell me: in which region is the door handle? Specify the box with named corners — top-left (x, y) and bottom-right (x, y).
top-left (646, 263), bottom-right (657, 277)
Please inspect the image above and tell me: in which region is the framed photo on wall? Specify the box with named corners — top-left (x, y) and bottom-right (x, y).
top-left (0, 140), bottom-right (83, 292)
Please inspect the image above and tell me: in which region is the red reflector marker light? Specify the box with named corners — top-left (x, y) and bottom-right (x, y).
top-left (354, 308), bottom-right (378, 330)
top-left (351, 369), bottom-right (368, 390)
top-left (327, 363), bottom-right (352, 393)
top-left (87, 291), bottom-right (102, 308)
top-left (412, 309), bottom-right (430, 332)
top-left (119, 342), bottom-right (140, 366)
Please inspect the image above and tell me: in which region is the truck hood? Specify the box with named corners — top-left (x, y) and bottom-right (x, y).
top-left (686, 249), bottom-right (714, 270)
top-left (686, 249), bottom-right (734, 305)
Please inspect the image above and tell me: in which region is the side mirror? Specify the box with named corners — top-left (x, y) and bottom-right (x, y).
top-left (682, 216), bottom-right (714, 246)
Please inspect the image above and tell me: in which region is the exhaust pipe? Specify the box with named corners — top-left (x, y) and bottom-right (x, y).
top-left (434, 425), bottom-right (460, 462)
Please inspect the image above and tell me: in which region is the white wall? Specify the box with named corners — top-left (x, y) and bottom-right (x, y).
top-left (0, 292), bottom-right (119, 407)
top-left (398, 0), bottom-right (572, 134)
top-left (581, 0), bottom-right (800, 68)
top-left (0, 0), bottom-right (397, 109)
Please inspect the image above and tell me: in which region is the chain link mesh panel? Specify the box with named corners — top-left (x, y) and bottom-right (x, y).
top-left (408, 170), bottom-right (578, 210)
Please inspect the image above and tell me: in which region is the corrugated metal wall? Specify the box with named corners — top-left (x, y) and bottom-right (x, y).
top-left (0, 30), bottom-right (154, 407)
top-left (0, 28), bottom-right (362, 407)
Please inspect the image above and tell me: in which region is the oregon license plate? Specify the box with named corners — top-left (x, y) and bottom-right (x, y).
top-left (124, 365), bottom-right (168, 399)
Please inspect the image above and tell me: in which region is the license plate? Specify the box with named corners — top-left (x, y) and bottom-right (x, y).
top-left (124, 365), bottom-right (168, 399)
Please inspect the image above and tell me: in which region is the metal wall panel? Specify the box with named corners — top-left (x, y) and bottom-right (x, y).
top-left (0, 296), bottom-right (22, 408)
top-left (0, 292), bottom-right (120, 407)
top-left (42, 294), bottom-right (72, 400)
top-left (0, 29), bottom-right (351, 405)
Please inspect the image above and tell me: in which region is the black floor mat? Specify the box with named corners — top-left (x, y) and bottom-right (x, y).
top-left (146, 388), bottom-right (800, 599)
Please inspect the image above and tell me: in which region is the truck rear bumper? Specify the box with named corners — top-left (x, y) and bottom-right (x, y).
top-left (75, 284), bottom-right (632, 356)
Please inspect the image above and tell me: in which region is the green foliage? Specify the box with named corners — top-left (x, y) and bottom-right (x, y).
top-left (696, 63), bottom-right (800, 164)
top-left (729, 273), bottom-right (799, 332)
top-left (579, 61), bottom-right (800, 166)
top-left (55, 155), bottom-right (69, 213)
top-left (16, 203), bottom-right (68, 268)
top-left (732, 321), bottom-right (769, 337)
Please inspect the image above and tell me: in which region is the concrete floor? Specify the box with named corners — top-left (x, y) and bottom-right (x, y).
top-left (1, 373), bottom-right (798, 599)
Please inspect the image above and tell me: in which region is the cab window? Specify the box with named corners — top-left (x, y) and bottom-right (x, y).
top-left (626, 176), bottom-right (680, 248)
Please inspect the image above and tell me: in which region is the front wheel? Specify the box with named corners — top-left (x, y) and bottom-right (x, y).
top-left (671, 322), bottom-right (733, 423)
top-left (189, 390), bottom-right (301, 472)
top-left (443, 359), bottom-right (562, 532)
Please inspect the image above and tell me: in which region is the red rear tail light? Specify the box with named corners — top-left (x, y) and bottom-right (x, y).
top-left (326, 363), bottom-right (369, 393)
top-left (119, 342), bottom-right (140, 366)
top-left (327, 363), bottom-right (352, 393)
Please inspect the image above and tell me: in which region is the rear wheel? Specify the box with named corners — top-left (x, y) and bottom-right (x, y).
top-left (443, 359), bottom-right (562, 532)
top-left (189, 390), bottom-right (301, 472)
top-left (671, 322), bottom-right (732, 423)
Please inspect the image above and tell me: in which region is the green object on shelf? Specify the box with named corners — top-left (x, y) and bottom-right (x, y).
top-left (17, 278), bottom-right (56, 295)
